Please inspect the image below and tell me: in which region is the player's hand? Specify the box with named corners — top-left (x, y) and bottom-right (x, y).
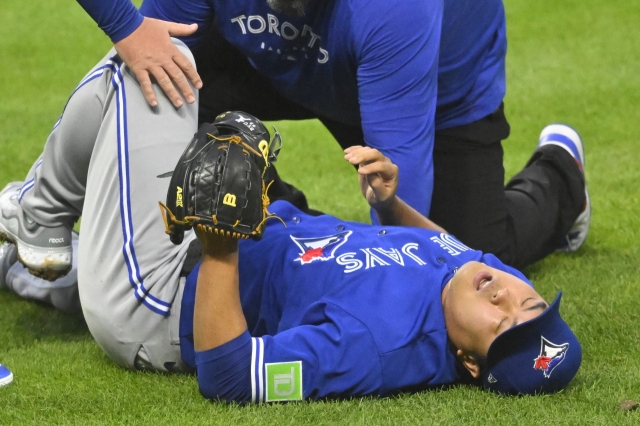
top-left (344, 146), bottom-right (399, 210)
top-left (114, 17), bottom-right (203, 108)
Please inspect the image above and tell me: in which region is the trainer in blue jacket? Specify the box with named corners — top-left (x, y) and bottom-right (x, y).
top-left (75, 0), bottom-right (590, 271)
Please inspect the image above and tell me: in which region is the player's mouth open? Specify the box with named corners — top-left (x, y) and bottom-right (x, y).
top-left (474, 272), bottom-right (493, 291)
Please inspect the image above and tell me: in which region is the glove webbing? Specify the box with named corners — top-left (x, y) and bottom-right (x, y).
top-left (208, 133), bottom-right (270, 175)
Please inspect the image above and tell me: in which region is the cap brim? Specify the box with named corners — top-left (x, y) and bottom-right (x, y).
top-left (487, 292), bottom-right (563, 360)
top-left (482, 292), bottom-right (582, 395)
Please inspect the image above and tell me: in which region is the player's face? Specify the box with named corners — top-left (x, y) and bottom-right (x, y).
top-left (441, 261), bottom-right (549, 357)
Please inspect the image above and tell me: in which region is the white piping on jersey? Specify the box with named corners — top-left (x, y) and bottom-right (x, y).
top-left (251, 337), bottom-right (265, 403)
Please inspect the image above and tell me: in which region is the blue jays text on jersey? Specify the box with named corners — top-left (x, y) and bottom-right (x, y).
top-left (179, 201), bottom-right (533, 402)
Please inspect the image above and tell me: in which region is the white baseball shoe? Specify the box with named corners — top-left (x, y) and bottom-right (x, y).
top-left (0, 182), bottom-right (72, 280)
top-left (537, 124), bottom-right (590, 252)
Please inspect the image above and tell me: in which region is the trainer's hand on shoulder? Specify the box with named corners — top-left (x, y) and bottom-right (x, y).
top-left (114, 17), bottom-right (203, 108)
top-left (344, 146), bottom-right (399, 210)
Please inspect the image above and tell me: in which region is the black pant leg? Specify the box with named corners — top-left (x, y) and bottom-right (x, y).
top-left (504, 145), bottom-right (585, 267)
top-left (429, 137), bottom-right (514, 261)
top-left (430, 108), bottom-right (585, 269)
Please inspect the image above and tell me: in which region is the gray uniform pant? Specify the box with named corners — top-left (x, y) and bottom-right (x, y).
top-left (17, 40), bottom-right (198, 372)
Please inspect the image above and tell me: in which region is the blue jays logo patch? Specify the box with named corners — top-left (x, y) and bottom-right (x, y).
top-left (290, 231), bottom-right (351, 264)
top-left (533, 337), bottom-right (569, 378)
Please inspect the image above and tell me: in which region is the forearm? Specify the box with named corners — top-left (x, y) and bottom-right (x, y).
top-left (374, 196), bottom-right (447, 233)
top-left (193, 239), bottom-right (248, 352)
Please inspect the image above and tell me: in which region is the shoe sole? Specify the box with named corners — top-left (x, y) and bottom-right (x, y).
top-left (0, 228), bottom-right (72, 281)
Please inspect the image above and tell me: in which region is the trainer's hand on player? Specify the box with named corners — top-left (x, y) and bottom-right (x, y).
top-left (114, 17), bottom-right (203, 108)
top-left (344, 146), bottom-right (399, 211)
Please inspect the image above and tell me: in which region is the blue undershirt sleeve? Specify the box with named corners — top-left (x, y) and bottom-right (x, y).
top-left (351, 1), bottom-right (444, 219)
top-left (76, 0), bottom-right (143, 43)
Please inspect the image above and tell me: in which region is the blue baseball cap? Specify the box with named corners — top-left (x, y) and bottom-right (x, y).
top-left (482, 293), bottom-right (582, 395)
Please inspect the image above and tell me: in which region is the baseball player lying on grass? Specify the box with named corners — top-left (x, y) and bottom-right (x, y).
top-left (0, 42), bottom-right (582, 401)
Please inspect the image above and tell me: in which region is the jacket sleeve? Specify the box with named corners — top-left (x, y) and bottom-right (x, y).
top-left (139, 0), bottom-right (213, 48)
top-left (352, 0), bottom-right (443, 218)
top-left (76, 0), bottom-right (143, 43)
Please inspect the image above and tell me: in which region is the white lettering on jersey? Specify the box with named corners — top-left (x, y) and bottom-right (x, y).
top-left (429, 233), bottom-right (470, 256)
top-left (248, 15), bottom-right (267, 34)
top-left (334, 243), bottom-right (426, 273)
top-left (281, 22), bottom-right (299, 40)
top-left (401, 243), bottom-right (427, 265)
top-left (360, 248), bottom-right (390, 269)
top-left (231, 15), bottom-right (248, 34)
top-left (372, 248), bottom-right (405, 266)
top-left (230, 14), bottom-right (329, 64)
top-left (301, 25), bottom-right (321, 48)
top-left (317, 48), bottom-right (329, 64)
top-left (336, 252), bottom-right (363, 274)
top-left (267, 14), bottom-right (281, 36)
top-left (442, 234), bottom-right (470, 252)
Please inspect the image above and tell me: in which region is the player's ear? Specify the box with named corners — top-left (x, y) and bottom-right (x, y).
top-left (456, 349), bottom-right (482, 378)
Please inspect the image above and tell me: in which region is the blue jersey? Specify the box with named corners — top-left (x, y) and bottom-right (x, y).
top-left (180, 201), bottom-right (531, 402)
top-left (137, 0), bottom-right (506, 217)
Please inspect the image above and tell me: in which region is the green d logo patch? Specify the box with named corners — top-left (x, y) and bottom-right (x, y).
top-left (265, 361), bottom-right (303, 402)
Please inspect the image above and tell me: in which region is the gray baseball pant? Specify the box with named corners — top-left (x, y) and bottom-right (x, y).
top-left (16, 39), bottom-right (198, 372)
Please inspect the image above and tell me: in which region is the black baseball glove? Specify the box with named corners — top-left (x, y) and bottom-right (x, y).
top-left (159, 111), bottom-right (283, 245)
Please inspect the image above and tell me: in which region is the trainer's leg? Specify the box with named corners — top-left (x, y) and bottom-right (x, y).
top-left (504, 144), bottom-right (585, 267)
top-left (429, 115), bottom-right (584, 269)
top-left (429, 137), bottom-right (512, 260)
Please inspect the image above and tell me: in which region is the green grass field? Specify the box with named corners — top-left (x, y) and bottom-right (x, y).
top-left (1, 0), bottom-right (640, 424)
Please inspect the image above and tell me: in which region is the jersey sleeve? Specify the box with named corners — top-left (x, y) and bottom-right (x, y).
top-left (351, 0), bottom-right (443, 218)
top-left (76, 0), bottom-right (143, 43)
top-left (195, 302), bottom-right (382, 403)
top-left (139, 0), bottom-right (213, 48)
